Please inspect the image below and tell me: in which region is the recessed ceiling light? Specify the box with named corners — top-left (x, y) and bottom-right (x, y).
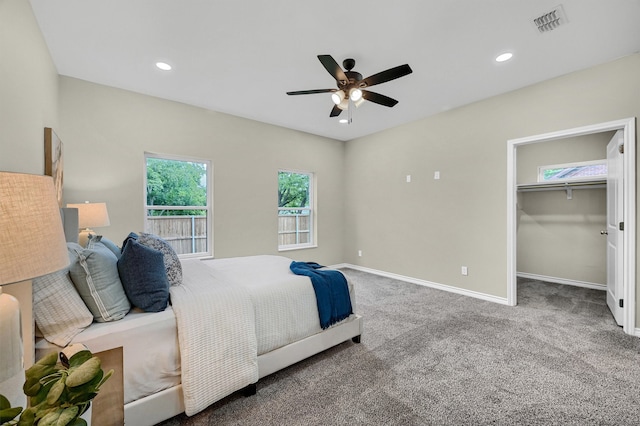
top-left (495, 52), bottom-right (513, 63)
top-left (156, 62), bottom-right (172, 71)
top-left (339, 119), bottom-right (349, 124)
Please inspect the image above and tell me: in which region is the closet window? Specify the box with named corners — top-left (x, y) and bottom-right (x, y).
top-left (144, 152), bottom-right (212, 258)
top-left (538, 159), bottom-right (607, 183)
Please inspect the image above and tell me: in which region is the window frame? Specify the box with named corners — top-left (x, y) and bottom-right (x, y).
top-left (143, 152), bottom-right (213, 259)
top-left (537, 159), bottom-right (607, 183)
top-left (277, 169), bottom-right (316, 251)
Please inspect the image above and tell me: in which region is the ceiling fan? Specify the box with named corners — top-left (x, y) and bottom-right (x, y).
top-left (286, 55), bottom-right (413, 118)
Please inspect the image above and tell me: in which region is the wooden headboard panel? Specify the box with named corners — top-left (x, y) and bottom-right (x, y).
top-left (60, 207), bottom-right (79, 243)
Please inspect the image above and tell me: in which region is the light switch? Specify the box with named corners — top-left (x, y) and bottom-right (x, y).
top-left (434, 171), bottom-right (440, 180)
top-left (406, 175), bottom-right (411, 183)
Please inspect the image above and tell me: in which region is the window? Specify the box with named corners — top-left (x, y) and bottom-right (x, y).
top-left (538, 159), bottom-right (607, 183)
top-left (144, 153), bottom-right (212, 258)
top-left (278, 170), bottom-right (314, 250)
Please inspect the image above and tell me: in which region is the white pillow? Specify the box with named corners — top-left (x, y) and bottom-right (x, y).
top-left (33, 269), bottom-right (93, 346)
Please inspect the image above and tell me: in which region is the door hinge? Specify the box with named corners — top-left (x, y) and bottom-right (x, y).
top-left (619, 299), bottom-right (624, 308)
top-left (619, 144), bottom-right (624, 154)
top-left (619, 222), bottom-right (624, 231)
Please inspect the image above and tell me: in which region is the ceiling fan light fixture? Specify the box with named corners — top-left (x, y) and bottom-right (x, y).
top-left (354, 97), bottom-right (365, 108)
top-left (337, 98), bottom-right (349, 110)
top-left (349, 88), bottom-right (363, 102)
top-left (331, 90), bottom-right (345, 105)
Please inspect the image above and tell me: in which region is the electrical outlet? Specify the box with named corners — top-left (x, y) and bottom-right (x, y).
top-left (358, 250), bottom-right (362, 257)
top-left (434, 171), bottom-right (440, 180)
top-left (406, 175), bottom-right (411, 183)
top-left (461, 266), bottom-right (468, 276)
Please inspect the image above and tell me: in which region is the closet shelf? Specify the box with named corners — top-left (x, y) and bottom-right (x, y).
top-left (517, 179), bottom-right (606, 192)
top-left (517, 179), bottom-right (606, 199)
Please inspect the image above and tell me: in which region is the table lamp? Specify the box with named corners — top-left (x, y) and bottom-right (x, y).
top-left (66, 202), bottom-right (110, 246)
top-left (0, 172), bottom-right (69, 407)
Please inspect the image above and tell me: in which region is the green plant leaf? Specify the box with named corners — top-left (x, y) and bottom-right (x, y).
top-left (0, 394), bottom-right (10, 410)
top-left (66, 358), bottom-right (101, 388)
top-left (17, 406), bottom-right (36, 426)
top-left (24, 364), bottom-right (56, 382)
top-left (0, 406), bottom-right (23, 423)
top-left (29, 379), bottom-right (55, 406)
top-left (35, 351), bottom-right (58, 367)
top-left (67, 351), bottom-right (92, 369)
top-left (56, 406), bottom-right (79, 426)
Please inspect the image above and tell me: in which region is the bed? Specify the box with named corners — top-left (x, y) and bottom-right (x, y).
top-left (34, 211), bottom-right (363, 425)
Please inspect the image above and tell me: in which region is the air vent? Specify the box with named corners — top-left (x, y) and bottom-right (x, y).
top-left (533, 5), bottom-right (568, 33)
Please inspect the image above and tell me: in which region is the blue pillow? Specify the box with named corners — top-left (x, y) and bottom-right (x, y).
top-left (117, 238), bottom-right (170, 312)
top-left (87, 234), bottom-right (122, 259)
top-left (68, 242), bottom-right (131, 322)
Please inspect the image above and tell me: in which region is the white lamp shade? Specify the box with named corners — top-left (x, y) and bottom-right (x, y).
top-left (0, 172), bottom-right (69, 285)
top-left (67, 202), bottom-right (110, 229)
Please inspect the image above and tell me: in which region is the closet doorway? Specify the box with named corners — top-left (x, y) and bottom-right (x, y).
top-left (506, 118), bottom-right (636, 335)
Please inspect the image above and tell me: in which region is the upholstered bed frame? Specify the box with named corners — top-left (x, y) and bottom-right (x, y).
top-left (126, 317), bottom-right (362, 425)
top-left (56, 208), bottom-right (363, 425)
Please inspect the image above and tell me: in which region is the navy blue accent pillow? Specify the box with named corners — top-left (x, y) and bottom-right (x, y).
top-left (117, 238), bottom-right (170, 312)
top-left (121, 232), bottom-right (139, 254)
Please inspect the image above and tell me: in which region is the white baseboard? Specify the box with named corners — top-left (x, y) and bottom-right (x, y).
top-left (338, 264), bottom-right (509, 305)
top-left (516, 272), bottom-right (606, 291)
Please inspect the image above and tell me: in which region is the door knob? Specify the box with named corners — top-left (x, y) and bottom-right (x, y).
top-left (600, 230), bottom-right (608, 235)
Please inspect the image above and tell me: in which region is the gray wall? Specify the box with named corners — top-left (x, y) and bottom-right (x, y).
top-left (517, 133), bottom-right (613, 285)
top-left (0, 0), bottom-right (59, 173)
top-left (344, 55), bottom-right (640, 309)
top-left (58, 77), bottom-right (346, 264)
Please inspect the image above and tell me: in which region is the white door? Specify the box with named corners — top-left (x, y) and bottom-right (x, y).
top-left (606, 130), bottom-right (624, 326)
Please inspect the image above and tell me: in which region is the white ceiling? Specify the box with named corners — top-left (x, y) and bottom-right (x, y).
top-left (29, 0), bottom-right (640, 142)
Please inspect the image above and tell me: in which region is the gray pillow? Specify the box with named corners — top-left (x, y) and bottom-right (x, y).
top-left (87, 234), bottom-right (121, 259)
top-left (68, 242), bottom-right (131, 322)
top-left (138, 233), bottom-right (183, 286)
top-left (33, 268), bottom-right (93, 346)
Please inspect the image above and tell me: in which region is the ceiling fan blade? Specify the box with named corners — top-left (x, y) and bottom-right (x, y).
top-left (329, 105), bottom-right (342, 117)
top-left (287, 89), bottom-right (336, 95)
top-left (359, 64), bottom-right (413, 88)
top-left (361, 90), bottom-right (399, 107)
top-left (318, 55), bottom-right (348, 85)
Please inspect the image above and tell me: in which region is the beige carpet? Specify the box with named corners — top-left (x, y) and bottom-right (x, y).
top-left (157, 270), bottom-right (640, 425)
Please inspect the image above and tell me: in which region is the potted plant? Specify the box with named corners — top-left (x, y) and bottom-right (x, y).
top-left (0, 347), bottom-right (112, 426)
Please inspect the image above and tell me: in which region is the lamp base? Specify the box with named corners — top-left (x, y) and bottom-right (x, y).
top-left (0, 290), bottom-right (25, 408)
top-left (0, 369), bottom-right (25, 409)
top-left (78, 229), bottom-right (95, 247)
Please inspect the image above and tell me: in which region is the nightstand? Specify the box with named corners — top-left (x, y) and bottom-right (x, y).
top-left (90, 346), bottom-right (124, 426)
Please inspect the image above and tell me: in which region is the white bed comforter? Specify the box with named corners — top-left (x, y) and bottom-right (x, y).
top-left (170, 255), bottom-right (354, 416)
top-left (170, 259), bottom-right (259, 416)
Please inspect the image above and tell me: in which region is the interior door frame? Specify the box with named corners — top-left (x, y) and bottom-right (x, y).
top-left (506, 117), bottom-right (636, 335)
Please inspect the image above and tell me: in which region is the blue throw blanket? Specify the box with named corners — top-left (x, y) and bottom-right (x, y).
top-left (290, 261), bottom-right (353, 329)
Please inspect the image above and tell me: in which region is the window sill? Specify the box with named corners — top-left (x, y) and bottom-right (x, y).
top-left (178, 253), bottom-right (213, 260)
top-left (278, 244), bottom-right (318, 252)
